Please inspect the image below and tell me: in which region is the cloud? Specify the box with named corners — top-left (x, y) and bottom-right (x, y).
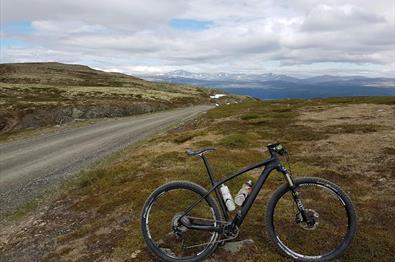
top-left (301, 5), bottom-right (386, 31)
top-left (1, 0), bottom-right (393, 77)
top-left (2, 0), bottom-right (188, 31)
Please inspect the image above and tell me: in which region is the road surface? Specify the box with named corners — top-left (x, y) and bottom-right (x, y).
top-left (0, 105), bottom-right (212, 217)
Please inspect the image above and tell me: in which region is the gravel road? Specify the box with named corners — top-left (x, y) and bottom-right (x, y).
top-left (0, 105), bottom-right (212, 217)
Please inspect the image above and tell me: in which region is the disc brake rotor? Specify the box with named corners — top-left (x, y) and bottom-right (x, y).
top-left (172, 212), bottom-right (188, 235)
top-left (298, 209), bottom-right (320, 230)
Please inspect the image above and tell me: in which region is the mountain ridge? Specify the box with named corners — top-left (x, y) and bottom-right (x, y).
top-left (141, 70), bottom-right (393, 86)
top-left (140, 70), bottom-right (395, 99)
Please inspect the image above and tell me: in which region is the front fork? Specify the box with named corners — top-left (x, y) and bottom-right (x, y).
top-left (278, 165), bottom-right (308, 223)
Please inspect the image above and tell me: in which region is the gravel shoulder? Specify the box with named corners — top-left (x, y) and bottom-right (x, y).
top-left (0, 105), bottom-right (212, 218)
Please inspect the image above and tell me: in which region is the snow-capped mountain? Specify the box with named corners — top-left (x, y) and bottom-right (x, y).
top-left (145, 71), bottom-right (299, 82)
top-left (139, 70), bottom-right (394, 99)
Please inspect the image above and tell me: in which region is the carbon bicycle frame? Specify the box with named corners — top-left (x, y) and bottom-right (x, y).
top-left (180, 150), bottom-right (295, 233)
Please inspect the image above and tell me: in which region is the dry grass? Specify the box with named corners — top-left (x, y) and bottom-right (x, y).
top-left (1, 96), bottom-right (395, 261)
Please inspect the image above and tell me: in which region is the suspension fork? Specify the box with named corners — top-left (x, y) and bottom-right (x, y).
top-left (278, 165), bottom-right (308, 222)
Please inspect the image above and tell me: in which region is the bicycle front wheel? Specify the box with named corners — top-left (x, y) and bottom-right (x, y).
top-left (141, 181), bottom-right (222, 262)
top-left (266, 177), bottom-right (356, 261)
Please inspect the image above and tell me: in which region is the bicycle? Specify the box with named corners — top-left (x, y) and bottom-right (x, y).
top-left (141, 143), bottom-right (356, 261)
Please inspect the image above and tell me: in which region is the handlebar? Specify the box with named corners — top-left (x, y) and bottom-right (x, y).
top-left (267, 143), bottom-right (288, 156)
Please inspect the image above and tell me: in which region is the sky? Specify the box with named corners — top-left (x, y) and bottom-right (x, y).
top-left (0, 0), bottom-right (394, 77)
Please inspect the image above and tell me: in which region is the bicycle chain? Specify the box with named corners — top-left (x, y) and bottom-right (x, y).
top-left (182, 224), bottom-right (240, 249)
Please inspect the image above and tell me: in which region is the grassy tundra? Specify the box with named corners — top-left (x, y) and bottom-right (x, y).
top-left (1, 96), bottom-right (394, 261)
top-left (0, 62), bottom-right (231, 138)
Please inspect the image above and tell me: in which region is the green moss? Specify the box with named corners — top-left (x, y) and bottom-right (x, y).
top-left (219, 134), bottom-right (250, 148)
top-left (240, 113), bottom-right (260, 120)
top-left (173, 133), bottom-right (194, 144)
top-left (382, 147), bottom-right (395, 155)
top-left (325, 124), bottom-right (382, 134)
top-left (153, 152), bottom-right (186, 168)
top-left (2, 198), bottom-right (41, 222)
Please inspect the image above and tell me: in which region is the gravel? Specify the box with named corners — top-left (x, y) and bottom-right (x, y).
top-left (0, 105), bottom-right (212, 218)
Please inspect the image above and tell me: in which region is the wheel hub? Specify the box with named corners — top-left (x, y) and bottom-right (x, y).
top-left (172, 213), bottom-right (188, 235)
top-left (298, 209), bottom-right (319, 230)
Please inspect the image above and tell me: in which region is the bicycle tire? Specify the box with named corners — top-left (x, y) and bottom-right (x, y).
top-left (141, 180), bottom-right (223, 262)
top-left (265, 177), bottom-right (356, 261)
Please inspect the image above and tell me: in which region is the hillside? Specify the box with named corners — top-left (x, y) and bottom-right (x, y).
top-left (1, 96), bottom-right (394, 261)
top-left (0, 63), bottom-right (238, 134)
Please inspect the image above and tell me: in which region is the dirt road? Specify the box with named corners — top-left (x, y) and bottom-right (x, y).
top-left (0, 105), bottom-right (212, 217)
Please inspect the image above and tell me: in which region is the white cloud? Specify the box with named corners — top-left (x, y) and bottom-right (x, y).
top-left (301, 5), bottom-right (386, 31)
top-left (1, 0), bottom-right (393, 77)
top-left (2, 0), bottom-right (187, 31)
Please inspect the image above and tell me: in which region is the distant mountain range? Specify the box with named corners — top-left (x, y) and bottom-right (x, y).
top-left (142, 70), bottom-right (299, 82)
top-left (140, 70), bottom-right (395, 99)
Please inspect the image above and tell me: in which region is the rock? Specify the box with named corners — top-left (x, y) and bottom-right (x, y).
top-left (131, 249), bottom-right (141, 259)
top-left (71, 108), bottom-right (84, 118)
top-left (117, 214), bottom-right (131, 226)
top-left (4, 102), bottom-right (171, 132)
top-left (221, 239), bottom-right (254, 253)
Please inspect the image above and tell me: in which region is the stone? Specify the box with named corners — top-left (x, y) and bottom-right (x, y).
top-left (222, 239), bottom-right (254, 253)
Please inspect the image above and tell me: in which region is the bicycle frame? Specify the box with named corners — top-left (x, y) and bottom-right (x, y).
top-left (180, 149), bottom-right (296, 233)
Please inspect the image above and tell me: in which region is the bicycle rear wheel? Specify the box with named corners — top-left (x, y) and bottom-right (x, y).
top-left (266, 177), bottom-right (356, 261)
top-left (141, 181), bottom-right (222, 262)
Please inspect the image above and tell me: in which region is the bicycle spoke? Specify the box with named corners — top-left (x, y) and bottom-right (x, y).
top-left (273, 184), bottom-right (349, 257)
top-left (144, 187), bottom-right (219, 258)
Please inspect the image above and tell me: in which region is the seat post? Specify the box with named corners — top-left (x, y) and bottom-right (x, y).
top-left (200, 154), bottom-right (216, 186)
top-left (200, 154), bottom-right (229, 220)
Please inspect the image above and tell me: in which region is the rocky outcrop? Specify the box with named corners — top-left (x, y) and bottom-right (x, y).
top-left (0, 102), bottom-right (170, 132)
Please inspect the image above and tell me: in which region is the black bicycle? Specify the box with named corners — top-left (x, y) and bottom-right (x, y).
top-left (141, 143), bottom-right (356, 261)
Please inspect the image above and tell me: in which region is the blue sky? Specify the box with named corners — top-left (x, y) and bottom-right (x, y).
top-left (169, 19), bottom-right (214, 31)
top-left (1, 21), bottom-right (32, 49)
top-left (0, 0), bottom-right (393, 77)
top-left (1, 39), bottom-right (30, 48)
top-left (2, 21), bottom-right (33, 34)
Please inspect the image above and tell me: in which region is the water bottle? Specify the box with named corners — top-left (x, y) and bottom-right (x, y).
top-left (234, 180), bottom-right (253, 206)
top-left (220, 184), bottom-right (236, 211)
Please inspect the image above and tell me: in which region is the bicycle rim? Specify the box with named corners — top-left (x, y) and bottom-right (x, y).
top-left (144, 188), bottom-right (219, 259)
top-left (272, 183), bottom-right (350, 259)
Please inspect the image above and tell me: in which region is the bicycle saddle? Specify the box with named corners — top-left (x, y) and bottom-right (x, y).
top-left (186, 147), bottom-right (216, 156)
